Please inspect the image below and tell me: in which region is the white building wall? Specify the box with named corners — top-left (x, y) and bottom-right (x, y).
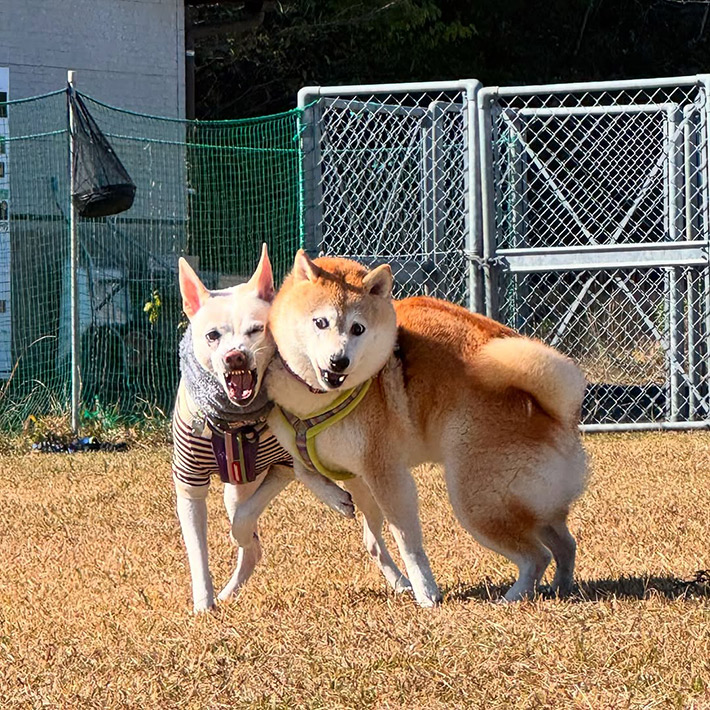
top-left (0, 1), bottom-right (186, 381)
top-left (0, 0), bottom-right (185, 116)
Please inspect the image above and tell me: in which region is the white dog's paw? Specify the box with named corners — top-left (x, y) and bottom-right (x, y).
top-left (193, 596), bottom-right (216, 614)
top-left (413, 581), bottom-right (442, 608)
top-left (416, 591), bottom-right (443, 608)
top-left (393, 576), bottom-right (413, 595)
top-left (217, 587), bottom-right (234, 603)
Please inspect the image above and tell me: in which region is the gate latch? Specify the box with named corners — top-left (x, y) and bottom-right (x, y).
top-left (463, 251), bottom-right (508, 270)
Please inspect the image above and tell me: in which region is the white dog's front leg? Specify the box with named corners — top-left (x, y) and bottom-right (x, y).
top-left (294, 462), bottom-right (355, 519)
top-left (218, 535), bottom-right (263, 602)
top-left (175, 483), bottom-right (214, 613)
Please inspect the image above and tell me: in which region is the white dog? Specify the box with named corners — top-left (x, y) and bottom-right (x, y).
top-left (173, 246), bottom-right (354, 612)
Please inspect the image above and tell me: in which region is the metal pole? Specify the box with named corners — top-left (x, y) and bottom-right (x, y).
top-left (421, 104), bottom-right (433, 294)
top-left (508, 111), bottom-right (530, 331)
top-left (699, 76), bottom-right (710, 421)
top-left (463, 81), bottom-right (483, 313)
top-left (297, 87), bottom-right (323, 256)
top-left (581, 420), bottom-right (710, 433)
top-left (668, 106), bottom-right (686, 421)
top-left (68, 70), bottom-right (80, 434)
top-left (185, 6), bottom-right (196, 120)
top-left (492, 75), bottom-right (702, 97)
top-left (478, 88), bottom-right (499, 319)
top-left (423, 100), bottom-right (445, 297)
top-left (683, 105), bottom-right (701, 419)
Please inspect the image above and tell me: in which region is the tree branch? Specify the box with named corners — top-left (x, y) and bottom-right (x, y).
top-left (190, 0), bottom-right (276, 39)
top-left (574, 0), bottom-right (596, 55)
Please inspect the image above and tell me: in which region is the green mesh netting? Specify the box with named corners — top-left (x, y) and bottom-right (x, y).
top-left (0, 90), bottom-right (302, 429)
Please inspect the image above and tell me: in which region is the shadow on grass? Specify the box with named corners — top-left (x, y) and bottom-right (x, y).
top-left (444, 570), bottom-right (710, 603)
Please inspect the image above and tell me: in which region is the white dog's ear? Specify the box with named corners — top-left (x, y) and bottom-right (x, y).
top-left (179, 257), bottom-right (210, 319)
top-left (247, 243), bottom-right (275, 302)
top-left (293, 249), bottom-right (320, 284)
top-left (363, 263), bottom-right (393, 298)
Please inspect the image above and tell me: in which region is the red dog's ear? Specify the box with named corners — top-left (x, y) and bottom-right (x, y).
top-left (293, 249), bottom-right (320, 284)
top-left (178, 257), bottom-right (210, 319)
top-left (363, 263), bottom-right (393, 298)
top-left (247, 243), bottom-right (275, 302)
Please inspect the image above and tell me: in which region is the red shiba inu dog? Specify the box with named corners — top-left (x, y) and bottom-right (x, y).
top-left (233, 250), bottom-right (588, 607)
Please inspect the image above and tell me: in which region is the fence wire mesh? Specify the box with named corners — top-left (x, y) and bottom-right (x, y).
top-left (0, 91), bottom-right (301, 429)
top-left (483, 79), bottom-right (710, 427)
top-left (488, 84), bottom-right (708, 248)
top-left (498, 266), bottom-right (710, 425)
top-left (0, 91), bottom-right (72, 427)
top-left (301, 85), bottom-right (477, 307)
top-left (3, 76), bottom-right (710, 431)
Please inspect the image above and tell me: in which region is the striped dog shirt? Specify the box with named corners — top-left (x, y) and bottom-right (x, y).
top-left (172, 383), bottom-right (292, 488)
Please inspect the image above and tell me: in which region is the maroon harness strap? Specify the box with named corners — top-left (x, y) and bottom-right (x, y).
top-left (209, 424), bottom-right (261, 484)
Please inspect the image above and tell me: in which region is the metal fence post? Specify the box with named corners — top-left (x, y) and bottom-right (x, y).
top-left (477, 87), bottom-right (499, 319)
top-left (463, 80), bottom-right (483, 312)
top-left (506, 110), bottom-right (530, 330)
top-left (422, 100), bottom-right (446, 297)
top-left (699, 75), bottom-right (710, 421)
top-left (683, 104), bottom-right (703, 420)
top-left (67, 70), bottom-right (80, 434)
top-left (667, 106), bottom-right (686, 421)
top-left (297, 87), bottom-right (323, 257)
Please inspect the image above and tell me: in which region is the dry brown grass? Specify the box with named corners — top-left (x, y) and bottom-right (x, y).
top-left (1, 433), bottom-right (709, 709)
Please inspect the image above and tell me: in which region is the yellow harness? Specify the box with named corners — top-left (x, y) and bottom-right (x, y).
top-left (275, 379), bottom-right (372, 481)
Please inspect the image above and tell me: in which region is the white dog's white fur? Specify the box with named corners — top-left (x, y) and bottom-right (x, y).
top-left (174, 247), bottom-right (354, 612)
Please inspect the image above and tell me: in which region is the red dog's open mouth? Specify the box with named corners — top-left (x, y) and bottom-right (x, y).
top-left (320, 368), bottom-right (347, 388)
top-left (225, 369), bottom-right (257, 403)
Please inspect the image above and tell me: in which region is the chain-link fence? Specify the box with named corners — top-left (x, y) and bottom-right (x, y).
top-left (300, 77), bottom-right (710, 430)
top-left (3, 76), bottom-right (710, 431)
top-left (0, 89), bottom-right (301, 429)
top-left (480, 78), bottom-right (710, 429)
top-left (298, 82), bottom-right (482, 309)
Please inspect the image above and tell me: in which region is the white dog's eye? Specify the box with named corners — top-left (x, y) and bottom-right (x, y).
top-left (206, 329), bottom-right (221, 343)
top-left (314, 317), bottom-right (329, 330)
top-left (351, 322), bottom-right (366, 336)
top-left (245, 323), bottom-right (264, 337)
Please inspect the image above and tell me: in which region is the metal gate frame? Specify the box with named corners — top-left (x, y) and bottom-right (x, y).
top-left (298, 75), bottom-right (710, 432)
top-left (479, 75), bottom-right (710, 432)
top-left (298, 80), bottom-right (484, 311)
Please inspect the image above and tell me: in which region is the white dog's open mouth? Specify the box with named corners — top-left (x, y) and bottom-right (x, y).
top-left (320, 368), bottom-right (348, 389)
top-left (224, 369), bottom-right (257, 404)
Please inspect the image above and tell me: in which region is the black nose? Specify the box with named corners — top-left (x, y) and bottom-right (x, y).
top-left (225, 350), bottom-right (247, 370)
top-left (329, 354), bottom-right (350, 372)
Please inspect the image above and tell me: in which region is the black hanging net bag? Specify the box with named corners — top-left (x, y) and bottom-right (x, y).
top-left (68, 87), bottom-right (136, 218)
